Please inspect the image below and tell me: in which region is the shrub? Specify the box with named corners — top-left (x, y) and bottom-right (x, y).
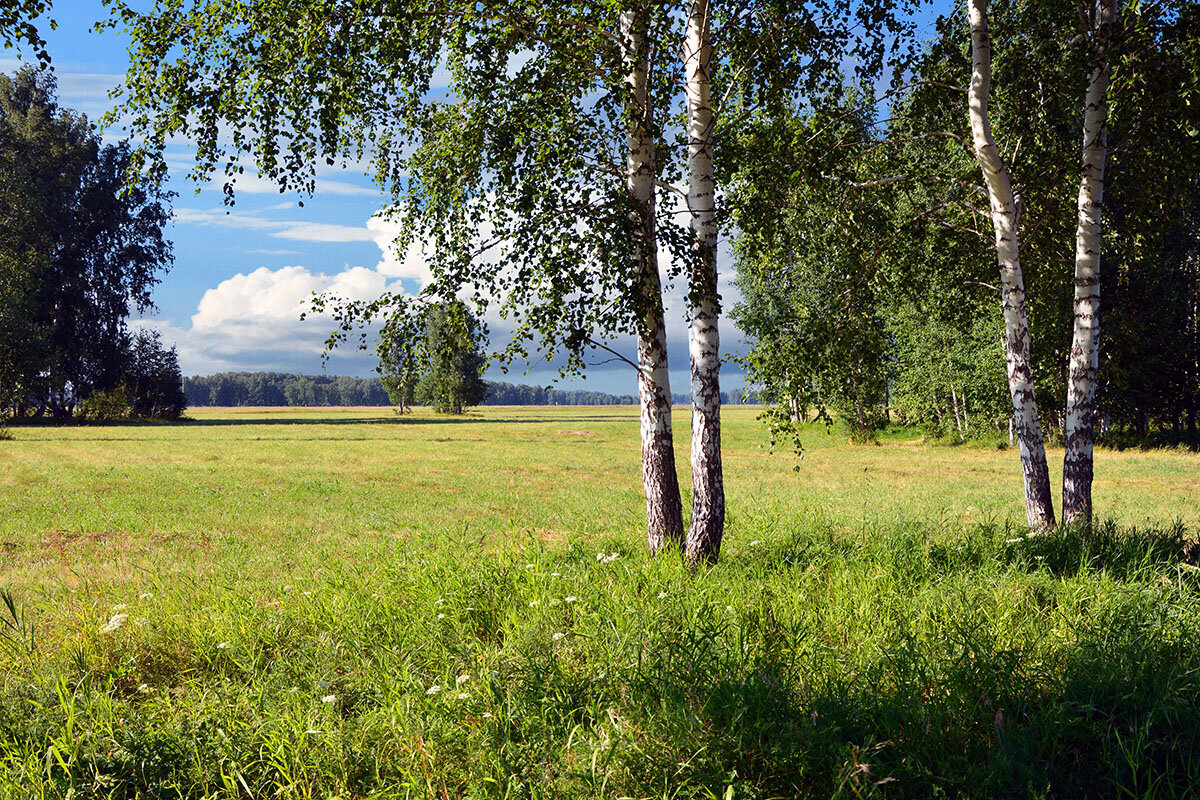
top-left (75, 384), bottom-right (132, 421)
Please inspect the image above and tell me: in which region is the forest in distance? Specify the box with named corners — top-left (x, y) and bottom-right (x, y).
top-left (180, 372), bottom-right (758, 408)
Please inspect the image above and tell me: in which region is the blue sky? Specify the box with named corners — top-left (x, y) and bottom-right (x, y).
top-left (7, 0), bottom-right (946, 394)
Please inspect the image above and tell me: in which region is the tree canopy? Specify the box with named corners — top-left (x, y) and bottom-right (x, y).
top-left (0, 66), bottom-right (176, 418)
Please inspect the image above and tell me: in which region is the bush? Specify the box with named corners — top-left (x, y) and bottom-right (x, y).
top-left (75, 384), bottom-right (132, 421)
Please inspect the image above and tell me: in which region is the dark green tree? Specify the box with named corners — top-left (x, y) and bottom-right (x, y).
top-left (414, 302), bottom-right (489, 415)
top-left (123, 329), bottom-right (186, 419)
top-left (0, 67), bottom-right (174, 417)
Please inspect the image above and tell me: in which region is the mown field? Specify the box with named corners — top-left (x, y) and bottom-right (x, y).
top-left (1, 406), bottom-right (1199, 798)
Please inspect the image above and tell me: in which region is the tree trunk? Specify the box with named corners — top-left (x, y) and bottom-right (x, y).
top-left (683, 0), bottom-right (724, 565)
top-left (968, 0), bottom-right (1056, 529)
top-left (623, 7), bottom-right (684, 555)
top-left (1063, 0), bottom-right (1116, 526)
top-left (950, 383), bottom-right (963, 437)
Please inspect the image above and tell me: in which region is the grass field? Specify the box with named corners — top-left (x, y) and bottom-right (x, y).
top-left (2, 406), bottom-right (1200, 798)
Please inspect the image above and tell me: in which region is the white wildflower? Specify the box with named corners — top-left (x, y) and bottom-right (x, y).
top-left (305, 728), bottom-right (323, 735)
top-left (321, 695), bottom-right (337, 704)
top-left (726, 605), bottom-right (735, 613)
top-left (528, 600), bottom-right (539, 608)
top-left (217, 642), bottom-right (230, 649)
top-left (552, 632), bottom-right (566, 641)
top-left (601, 552), bottom-right (620, 564)
top-left (524, 563), bottom-right (535, 570)
top-left (457, 692), bottom-right (470, 700)
top-left (565, 596), bottom-right (577, 604)
top-left (657, 592), bottom-right (668, 600)
top-left (100, 614), bottom-right (128, 634)
top-left (482, 712), bottom-right (493, 719)
top-left (749, 540), bottom-right (762, 547)
top-left (426, 685), bottom-right (442, 696)
top-left (550, 572), bottom-right (561, 577)
top-left (136, 683), bottom-right (152, 694)
top-left (437, 613), bottom-right (446, 620)
top-left (456, 674), bottom-right (470, 687)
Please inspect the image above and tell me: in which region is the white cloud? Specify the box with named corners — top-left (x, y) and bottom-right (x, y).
top-left (146, 264), bottom-right (399, 375)
top-left (192, 265), bottom-right (389, 330)
top-left (272, 222), bottom-right (377, 243)
top-left (172, 207), bottom-right (376, 242)
top-left (368, 213), bottom-right (433, 285)
top-left (202, 171), bottom-right (379, 197)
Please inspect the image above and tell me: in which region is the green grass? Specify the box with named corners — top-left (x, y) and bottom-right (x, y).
top-left (1, 406), bottom-right (1199, 798)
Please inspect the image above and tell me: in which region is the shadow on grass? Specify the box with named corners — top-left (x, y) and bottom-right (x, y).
top-left (761, 519), bottom-right (1199, 583)
top-left (999, 520), bottom-right (1199, 579)
top-left (622, 593), bottom-right (1200, 798)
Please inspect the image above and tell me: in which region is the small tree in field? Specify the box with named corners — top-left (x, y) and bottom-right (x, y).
top-left (414, 302), bottom-right (489, 415)
top-left (377, 315), bottom-right (419, 415)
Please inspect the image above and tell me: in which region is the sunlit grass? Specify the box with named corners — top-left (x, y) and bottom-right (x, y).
top-left (1, 406), bottom-right (1198, 797)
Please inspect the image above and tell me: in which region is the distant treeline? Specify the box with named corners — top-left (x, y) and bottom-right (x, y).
top-left (182, 373), bottom-right (639, 406)
top-left (183, 373), bottom-right (756, 407)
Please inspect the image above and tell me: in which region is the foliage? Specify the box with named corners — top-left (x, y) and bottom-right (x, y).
top-left (730, 95), bottom-right (893, 445)
top-left (731, 0), bottom-right (1200, 447)
top-left (0, 66), bottom-right (174, 417)
top-left (0, 0), bottom-right (52, 62)
top-left (122, 330), bottom-right (186, 420)
top-left (74, 384), bottom-right (131, 422)
top-left (412, 302), bottom-right (489, 415)
top-left (887, 305), bottom-right (1010, 438)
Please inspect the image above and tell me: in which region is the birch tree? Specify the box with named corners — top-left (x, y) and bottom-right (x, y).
top-left (1062, 0), bottom-right (1117, 525)
top-left (621, 4), bottom-right (684, 552)
top-left (967, 0), bottom-right (1056, 528)
top-left (682, 0), bottom-right (722, 563)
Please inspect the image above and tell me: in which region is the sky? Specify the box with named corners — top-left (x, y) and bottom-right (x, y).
top-left (2, 0), bottom-right (758, 396)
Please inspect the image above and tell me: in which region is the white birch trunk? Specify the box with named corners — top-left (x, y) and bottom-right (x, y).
top-left (951, 383), bottom-right (963, 437)
top-left (1063, 0), bottom-right (1116, 525)
top-left (968, 0), bottom-right (1056, 529)
top-left (682, 0), bottom-right (724, 564)
top-left (622, 7), bottom-right (684, 554)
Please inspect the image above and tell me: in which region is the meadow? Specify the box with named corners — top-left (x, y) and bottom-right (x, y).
top-left (1, 406), bottom-right (1199, 798)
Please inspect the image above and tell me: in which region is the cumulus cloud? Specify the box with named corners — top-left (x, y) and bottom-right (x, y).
top-left (191, 265), bottom-right (389, 330)
top-left (368, 213), bottom-right (434, 285)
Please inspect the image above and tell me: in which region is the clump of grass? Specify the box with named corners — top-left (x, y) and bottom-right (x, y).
top-left (2, 518), bottom-right (1200, 798)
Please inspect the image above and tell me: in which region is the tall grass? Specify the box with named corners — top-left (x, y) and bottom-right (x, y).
top-left (2, 519), bottom-right (1199, 798)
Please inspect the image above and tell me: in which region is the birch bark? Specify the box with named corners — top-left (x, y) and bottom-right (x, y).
top-left (1063, 0), bottom-right (1117, 525)
top-left (967, 0), bottom-right (1056, 529)
top-left (682, 0), bottom-right (724, 564)
top-left (622, 7), bottom-right (684, 554)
